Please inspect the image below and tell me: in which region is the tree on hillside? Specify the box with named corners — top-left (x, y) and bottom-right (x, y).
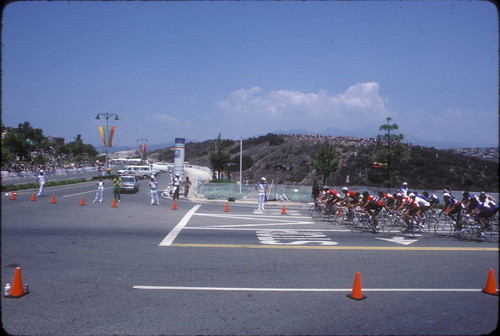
top-left (209, 133), bottom-right (230, 180)
top-left (371, 117), bottom-right (410, 187)
top-left (311, 139), bottom-right (339, 186)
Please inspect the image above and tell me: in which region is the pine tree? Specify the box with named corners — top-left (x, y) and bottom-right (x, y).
top-left (372, 117), bottom-right (410, 187)
top-left (311, 139), bottom-right (339, 186)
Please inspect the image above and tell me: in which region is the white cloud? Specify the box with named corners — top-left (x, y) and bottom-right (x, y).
top-left (216, 82), bottom-right (390, 135)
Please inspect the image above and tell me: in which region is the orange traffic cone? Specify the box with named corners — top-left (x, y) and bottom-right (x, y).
top-left (482, 269), bottom-right (498, 296)
top-left (111, 198), bottom-right (117, 208)
top-left (281, 205), bottom-right (287, 214)
top-left (5, 267), bottom-right (29, 298)
top-left (31, 193), bottom-right (36, 202)
top-left (9, 192), bottom-right (16, 200)
top-left (172, 200), bottom-right (178, 210)
top-left (224, 202), bottom-right (230, 212)
top-left (50, 195), bottom-right (56, 204)
top-left (346, 272), bottom-right (367, 301)
top-left (79, 197), bottom-right (86, 206)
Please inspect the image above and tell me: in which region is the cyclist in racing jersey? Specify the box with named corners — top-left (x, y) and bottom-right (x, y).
top-left (479, 191), bottom-right (497, 207)
top-left (392, 192), bottom-right (414, 230)
top-left (378, 191), bottom-right (396, 211)
top-left (316, 186), bottom-right (342, 211)
top-left (439, 193), bottom-right (464, 230)
top-left (422, 191), bottom-right (440, 213)
top-left (393, 192), bottom-right (412, 212)
top-left (469, 196), bottom-right (498, 236)
top-left (461, 191), bottom-right (479, 214)
top-left (360, 191), bottom-right (383, 230)
top-left (340, 187), bottom-right (362, 208)
top-left (407, 193), bottom-right (431, 226)
top-left (340, 187), bottom-right (362, 219)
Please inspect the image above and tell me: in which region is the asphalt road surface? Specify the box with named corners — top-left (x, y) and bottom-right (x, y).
top-left (2, 173), bottom-right (498, 335)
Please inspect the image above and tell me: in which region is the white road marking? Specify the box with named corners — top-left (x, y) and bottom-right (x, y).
top-left (133, 285), bottom-right (482, 292)
top-left (159, 204), bottom-right (201, 246)
top-left (376, 236), bottom-right (419, 245)
top-left (62, 187), bottom-right (114, 198)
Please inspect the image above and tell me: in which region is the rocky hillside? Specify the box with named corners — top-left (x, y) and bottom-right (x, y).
top-left (149, 134), bottom-right (499, 192)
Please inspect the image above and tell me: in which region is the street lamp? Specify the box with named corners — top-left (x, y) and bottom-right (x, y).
top-left (95, 113), bottom-right (119, 171)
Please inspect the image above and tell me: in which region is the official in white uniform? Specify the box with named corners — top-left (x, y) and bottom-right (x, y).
top-left (93, 178), bottom-right (104, 203)
top-left (36, 170), bottom-right (46, 196)
top-left (255, 177), bottom-right (268, 210)
top-left (149, 175), bottom-right (159, 205)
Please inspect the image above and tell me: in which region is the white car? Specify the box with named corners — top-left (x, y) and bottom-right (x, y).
top-left (120, 175), bottom-right (140, 193)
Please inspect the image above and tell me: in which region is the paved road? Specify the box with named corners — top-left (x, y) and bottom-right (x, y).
top-left (2, 173), bottom-right (498, 335)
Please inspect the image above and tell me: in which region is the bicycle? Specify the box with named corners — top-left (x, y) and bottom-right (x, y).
top-left (434, 213), bottom-right (462, 238)
top-left (350, 211), bottom-right (379, 233)
top-left (309, 200), bottom-right (344, 223)
top-left (456, 215), bottom-right (499, 243)
top-left (381, 211), bottom-right (405, 236)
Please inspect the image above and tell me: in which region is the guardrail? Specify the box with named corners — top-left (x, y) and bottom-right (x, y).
top-left (195, 181), bottom-right (499, 203)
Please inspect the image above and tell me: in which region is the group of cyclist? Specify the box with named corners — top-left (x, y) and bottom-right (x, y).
top-left (313, 181), bottom-right (498, 235)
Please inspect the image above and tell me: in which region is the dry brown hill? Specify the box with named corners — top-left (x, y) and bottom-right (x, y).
top-left (150, 133), bottom-right (499, 192)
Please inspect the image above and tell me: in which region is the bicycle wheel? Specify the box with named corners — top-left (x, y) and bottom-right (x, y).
top-left (419, 217), bottom-right (438, 238)
top-left (434, 216), bottom-right (454, 237)
top-left (350, 214), bottom-right (366, 232)
top-left (308, 204), bottom-right (318, 218)
top-left (341, 209), bottom-right (355, 226)
top-left (455, 219), bottom-right (475, 241)
top-left (327, 205), bottom-right (342, 223)
top-left (483, 221), bottom-right (499, 243)
top-left (309, 205), bottom-right (324, 221)
top-left (382, 216), bottom-right (403, 236)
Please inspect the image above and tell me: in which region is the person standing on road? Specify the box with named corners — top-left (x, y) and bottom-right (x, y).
top-left (183, 176), bottom-right (192, 198)
top-left (112, 175), bottom-right (123, 202)
top-left (311, 180), bottom-right (321, 200)
top-left (255, 177), bottom-right (268, 210)
top-left (93, 178), bottom-right (104, 203)
top-left (172, 173), bottom-right (181, 200)
top-left (149, 175), bottom-right (159, 205)
top-left (36, 170), bottom-right (47, 196)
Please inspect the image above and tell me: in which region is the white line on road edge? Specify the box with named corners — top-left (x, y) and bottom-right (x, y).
top-left (133, 286), bottom-right (482, 292)
top-left (62, 187), bottom-right (113, 198)
top-left (159, 204), bottom-right (201, 246)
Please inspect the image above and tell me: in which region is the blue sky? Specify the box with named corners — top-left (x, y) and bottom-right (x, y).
top-left (2, 1), bottom-right (498, 149)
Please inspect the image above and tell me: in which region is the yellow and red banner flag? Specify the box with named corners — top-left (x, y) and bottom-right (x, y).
top-left (139, 143), bottom-right (147, 156)
top-left (98, 126), bottom-right (116, 147)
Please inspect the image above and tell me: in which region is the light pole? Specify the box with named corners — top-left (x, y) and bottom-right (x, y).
top-left (239, 138), bottom-right (243, 194)
top-left (95, 113), bottom-right (119, 170)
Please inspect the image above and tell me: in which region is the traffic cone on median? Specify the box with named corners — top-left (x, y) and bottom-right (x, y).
top-left (9, 192), bottom-right (16, 200)
top-left (50, 195), bottom-right (56, 204)
top-left (4, 267), bottom-right (29, 298)
top-left (281, 205), bottom-right (287, 214)
top-left (31, 193), bottom-right (36, 202)
top-left (346, 272), bottom-right (367, 301)
top-left (172, 200), bottom-right (178, 210)
top-left (482, 269), bottom-right (498, 296)
top-left (224, 202), bottom-right (230, 212)
top-left (79, 197), bottom-right (86, 206)
top-left (111, 198), bottom-right (117, 208)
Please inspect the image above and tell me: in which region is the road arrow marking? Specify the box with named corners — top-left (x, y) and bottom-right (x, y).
top-left (376, 236), bottom-right (419, 245)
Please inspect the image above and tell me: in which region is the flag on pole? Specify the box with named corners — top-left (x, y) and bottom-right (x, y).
top-left (139, 143), bottom-right (147, 157)
top-left (98, 126), bottom-right (116, 147)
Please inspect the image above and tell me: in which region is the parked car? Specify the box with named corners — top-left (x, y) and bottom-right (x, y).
top-left (117, 165), bottom-right (156, 179)
top-left (120, 175), bottom-right (140, 193)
